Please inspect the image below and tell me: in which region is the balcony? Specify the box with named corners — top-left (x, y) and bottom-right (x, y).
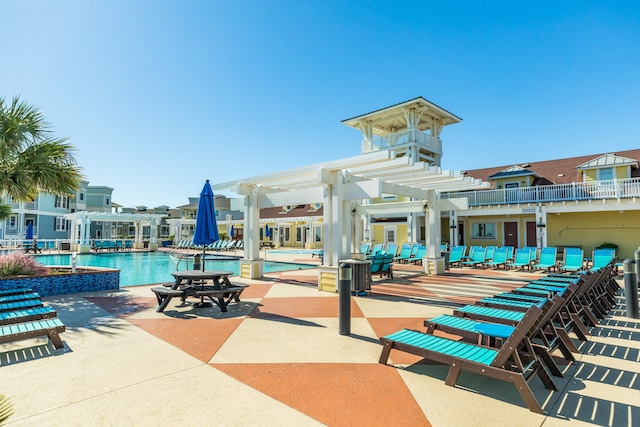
top-left (442, 178), bottom-right (640, 206)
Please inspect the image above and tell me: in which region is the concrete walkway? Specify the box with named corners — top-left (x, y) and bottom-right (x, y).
top-left (1, 251), bottom-right (639, 426)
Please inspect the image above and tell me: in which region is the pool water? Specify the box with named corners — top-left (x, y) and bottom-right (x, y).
top-left (33, 252), bottom-right (314, 287)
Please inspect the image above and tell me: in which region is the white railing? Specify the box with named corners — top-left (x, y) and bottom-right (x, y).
top-left (442, 178), bottom-right (640, 206)
top-left (368, 130), bottom-right (441, 153)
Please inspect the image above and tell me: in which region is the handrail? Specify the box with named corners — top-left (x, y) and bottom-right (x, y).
top-left (441, 178), bottom-right (640, 206)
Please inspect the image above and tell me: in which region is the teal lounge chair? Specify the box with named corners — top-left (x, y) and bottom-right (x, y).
top-left (590, 249), bottom-right (615, 272)
top-left (367, 243), bottom-right (384, 259)
top-left (533, 247), bottom-right (557, 272)
top-left (483, 247), bottom-right (508, 269)
top-left (411, 245), bottom-right (427, 264)
top-left (360, 243), bottom-right (372, 255)
top-left (461, 247), bottom-right (487, 268)
top-left (393, 244), bottom-right (413, 263)
top-left (509, 248), bottom-right (532, 271)
top-left (559, 249), bottom-right (584, 272)
top-left (448, 246), bottom-right (465, 267)
top-left (380, 302), bottom-right (555, 414)
top-left (384, 243), bottom-right (398, 257)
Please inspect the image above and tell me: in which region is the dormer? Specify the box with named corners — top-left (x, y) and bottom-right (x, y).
top-left (487, 165), bottom-right (540, 189)
top-left (280, 205), bottom-right (295, 214)
top-left (576, 153), bottom-right (639, 182)
top-left (341, 97), bottom-right (462, 166)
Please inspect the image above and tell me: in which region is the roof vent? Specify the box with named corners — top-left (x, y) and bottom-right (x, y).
top-left (558, 173), bottom-right (564, 177)
top-left (521, 163), bottom-right (531, 168)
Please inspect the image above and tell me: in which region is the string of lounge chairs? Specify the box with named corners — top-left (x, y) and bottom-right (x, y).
top-left (379, 260), bottom-right (620, 413)
top-left (449, 245), bottom-right (617, 273)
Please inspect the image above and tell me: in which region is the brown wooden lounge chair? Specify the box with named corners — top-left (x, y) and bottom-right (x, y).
top-left (379, 303), bottom-right (555, 414)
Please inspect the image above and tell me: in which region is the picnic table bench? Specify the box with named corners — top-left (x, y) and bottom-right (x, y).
top-left (151, 285), bottom-right (247, 313)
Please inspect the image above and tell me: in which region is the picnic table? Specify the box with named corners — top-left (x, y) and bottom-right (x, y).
top-left (151, 270), bottom-right (247, 313)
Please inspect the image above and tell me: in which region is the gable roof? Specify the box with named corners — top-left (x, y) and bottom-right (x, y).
top-left (576, 153), bottom-right (640, 170)
top-left (462, 149), bottom-right (640, 187)
top-left (487, 165), bottom-right (540, 180)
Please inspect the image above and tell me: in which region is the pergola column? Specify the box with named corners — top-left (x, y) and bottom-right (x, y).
top-left (318, 170), bottom-right (351, 292)
top-left (423, 191), bottom-right (445, 274)
top-left (148, 217), bottom-right (158, 251)
top-left (239, 184), bottom-right (263, 278)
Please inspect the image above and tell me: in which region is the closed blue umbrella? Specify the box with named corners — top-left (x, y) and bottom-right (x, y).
top-left (230, 225), bottom-right (235, 238)
top-left (265, 224), bottom-right (271, 239)
top-left (193, 180), bottom-right (219, 271)
top-left (25, 222), bottom-right (34, 241)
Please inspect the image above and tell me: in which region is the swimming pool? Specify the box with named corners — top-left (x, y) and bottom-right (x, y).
top-left (32, 252), bottom-right (315, 287)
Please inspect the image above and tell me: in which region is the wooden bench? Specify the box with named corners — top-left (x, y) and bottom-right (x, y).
top-left (183, 285), bottom-right (247, 312)
top-left (0, 306), bottom-right (57, 326)
top-left (0, 318), bottom-right (65, 349)
top-left (0, 299), bottom-right (43, 313)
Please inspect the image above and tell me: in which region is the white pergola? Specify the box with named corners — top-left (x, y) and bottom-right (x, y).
top-left (64, 211), bottom-right (165, 252)
top-left (211, 149), bottom-right (488, 287)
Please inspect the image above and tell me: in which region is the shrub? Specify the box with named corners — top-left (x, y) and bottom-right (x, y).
top-left (0, 251), bottom-right (48, 277)
top-left (596, 242), bottom-right (618, 250)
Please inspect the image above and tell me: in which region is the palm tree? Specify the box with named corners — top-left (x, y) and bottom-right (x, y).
top-left (0, 96), bottom-right (83, 219)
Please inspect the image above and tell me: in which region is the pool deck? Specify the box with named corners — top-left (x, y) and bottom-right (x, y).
top-left (2, 249), bottom-right (639, 426)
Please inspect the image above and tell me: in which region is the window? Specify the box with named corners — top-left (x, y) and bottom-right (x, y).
top-left (106, 197), bottom-right (110, 205)
top-left (80, 193), bottom-right (84, 201)
top-left (55, 196), bottom-right (69, 209)
top-left (314, 225), bottom-right (322, 243)
top-left (280, 227), bottom-right (290, 242)
top-left (472, 222), bottom-right (496, 238)
top-left (384, 226), bottom-right (396, 243)
top-left (55, 217), bottom-right (68, 231)
top-left (9, 215), bottom-right (17, 227)
top-left (296, 226), bottom-right (304, 243)
top-left (597, 167), bottom-right (613, 181)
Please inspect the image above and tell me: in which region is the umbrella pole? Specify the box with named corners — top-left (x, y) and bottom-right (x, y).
top-left (202, 247), bottom-right (206, 272)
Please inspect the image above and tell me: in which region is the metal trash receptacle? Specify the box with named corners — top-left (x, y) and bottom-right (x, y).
top-left (340, 259), bottom-right (372, 296)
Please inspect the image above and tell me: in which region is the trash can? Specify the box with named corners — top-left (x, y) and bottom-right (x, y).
top-left (340, 259), bottom-right (371, 296)
top-left (193, 254), bottom-right (202, 271)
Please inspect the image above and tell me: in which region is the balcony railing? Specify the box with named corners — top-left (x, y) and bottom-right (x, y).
top-left (366, 130), bottom-right (442, 155)
top-left (442, 178), bottom-right (640, 206)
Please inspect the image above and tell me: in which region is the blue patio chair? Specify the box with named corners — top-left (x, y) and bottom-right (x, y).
top-left (367, 243), bottom-right (384, 259)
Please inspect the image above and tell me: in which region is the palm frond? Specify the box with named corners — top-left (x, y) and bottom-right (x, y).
top-left (0, 394), bottom-right (14, 424)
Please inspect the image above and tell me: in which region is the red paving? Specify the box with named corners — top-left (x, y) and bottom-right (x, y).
top-left (93, 266), bottom-right (551, 426)
top-left (214, 363), bottom-right (430, 427)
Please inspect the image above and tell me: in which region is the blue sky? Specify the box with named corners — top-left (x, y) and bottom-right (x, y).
top-left (2, 1), bottom-right (639, 208)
